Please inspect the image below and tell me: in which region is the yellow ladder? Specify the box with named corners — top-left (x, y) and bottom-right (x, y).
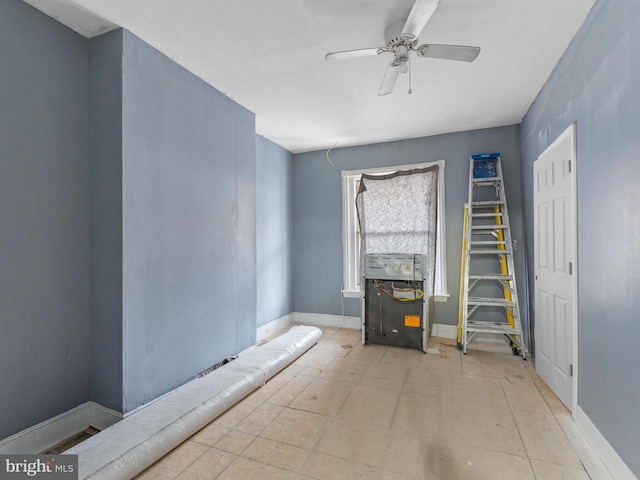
top-left (457, 153), bottom-right (526, 358)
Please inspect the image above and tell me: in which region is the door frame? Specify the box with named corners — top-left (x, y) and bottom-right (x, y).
top-left (534, 122), bottom-right (579, 414)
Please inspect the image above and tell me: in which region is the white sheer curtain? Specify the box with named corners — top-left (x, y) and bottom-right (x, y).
top-left (355, 166), bottom-right (439, 295)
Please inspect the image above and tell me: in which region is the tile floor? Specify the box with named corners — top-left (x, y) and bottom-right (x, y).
top-left (135, 326), bottom-right (613, 480)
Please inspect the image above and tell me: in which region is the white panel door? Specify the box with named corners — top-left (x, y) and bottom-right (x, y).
top-left (534, 124), bottom-right (577, 411)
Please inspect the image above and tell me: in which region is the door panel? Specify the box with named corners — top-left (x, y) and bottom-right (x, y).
top-left (534, 124), bottom-right (576, 411)
top-left (538, 289), bottom-right (551, 360)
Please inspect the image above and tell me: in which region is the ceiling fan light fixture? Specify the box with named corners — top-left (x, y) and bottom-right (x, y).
top-left (394, 44), bottom-right (409, 73)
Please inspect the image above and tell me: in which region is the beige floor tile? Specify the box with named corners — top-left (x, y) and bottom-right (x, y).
top-left (242, 437), bottom-right (311, 472)
top-left (235, 402), bottom-right (284, 436)
top-left (311, 339), bottom-right (357, 358)
top-left (422, 413), bottom-right (456, 442)
top-left (404, 366), bottom-right (431, 384)
top-left (216, 456), bottom-right (297, 480)
top-left (243, 383), bottom-right (277, 403)
top-left (213, 429), bottom-right (255, 455)
top-left (267, 373), bottom-right (316, 407)
top-left (390, 391), bottom-right (428, 434)
top-left (268, 375), bottom-right (316, 407)
top-left (380, 346), bottom-right (424, 366)
top-left (260, 408), bottom-right (331, 450)
top-left (551, 412), bottom-right (615, 480)
top-left (314, 325), bottom-right (341, 335)
top-left (359, 372), bottom-right (406, 391)
top-left (274, 362), bottom-right (306, 380)
top-left (315, 419), bottom-right (420, 477)
top-left (518, 421), bottom-right (583, 468)
top-left (175, 447), bottom-right (236, 480)
top-left (417, 439), bottom-right (535, 480)
top-left (460, 359), bottom-right (486, 376)
top-left (326, 357), bottom-right (371, 376)
top-left (336, 383), bottom-right (401, 427)
top-left (288, 378), bottom-right (355, 416)
top-left (135, 441), bottom-right (209, 479)
top-left (301, 452), bottom-right (413, 480)
top-left (317, 369), bottom-right (361, 384)
top-left (363, 361), bottom-right (410, 382)
top-left (189, 423), bottom-right (230, 447)
top-left (419, 346), bottom-right (462, 373)
top-left (482, 362), bottom-right (532, 382)
top-left (511, 408), bottom-right (558, 427)
top-left (333, 328), bottom-right (362, 341)
top-left (300, 354), bottom-right (335, 374)
top-left (501, 375), bottom-right (551, 407)
top-left (403, 379), bottom-right (439, 396)
top-left (530, 459), bottom-right (591, 479)
top-left (267, 385), bottom-right (301, 407)
top-left (403, 370), bottom-right (455, 400)
top-left (346, 343), bottom-right (388, 362)
top-left (452, 412), bottom-right (526, 456)
top-left (291, 346), bottom-right (320, 367)
top-left (213, 400), bottom-right (258, 429)
top-left (478, 349), bottom-right (525, 365)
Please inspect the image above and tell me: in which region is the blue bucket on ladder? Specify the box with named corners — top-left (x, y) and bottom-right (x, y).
top-left (471, 153), bottom-right (500, 178)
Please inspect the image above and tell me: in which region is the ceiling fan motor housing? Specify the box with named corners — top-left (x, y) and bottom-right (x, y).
top-left (384, 19), bottom-right (417, 50)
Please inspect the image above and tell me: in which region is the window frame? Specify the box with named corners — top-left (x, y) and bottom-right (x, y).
top-left (341, 160), bottom-right (448, 300)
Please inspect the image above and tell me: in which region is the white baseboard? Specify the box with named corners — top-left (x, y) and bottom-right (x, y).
top-left (294, 312), bottom-right (361, 329)
top-left (257, 313), bottom-right (295, 342)
top-left (0, 402), bottom-right (122, 455)
top-left (574, 405), bottom-right (637, 480)
top-left (292, 313), bottom-right (459, 340)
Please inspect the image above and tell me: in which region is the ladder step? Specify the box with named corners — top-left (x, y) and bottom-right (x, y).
top-left (470, 201), bottom-right (505, 207)
top-left (469, 240), bottom-right (507, 246)
top-left (468, 297), bottom-right (517, 307)
top-left (469, 249), bottom-right (512, 255)
top-left (472, 177), bottom-right (501, 184)
top-left (471, 225), bottom-right (507, 230)
top-left (468, 274), bottom-right (514, 281)
top-left (466, 321), bottom-right (522, 335)
top-left (471, 212), bottom-right (503, 217)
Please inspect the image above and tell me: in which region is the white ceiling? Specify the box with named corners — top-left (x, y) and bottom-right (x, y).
top-left (24, 0), bottom-right (596, 153)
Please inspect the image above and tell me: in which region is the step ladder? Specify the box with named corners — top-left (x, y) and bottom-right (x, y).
top-left (457, 153), bottom-right (527, 358)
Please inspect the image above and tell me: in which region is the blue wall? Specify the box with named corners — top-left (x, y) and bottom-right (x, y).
top-left (1, 7), bottom-right (262, 436)
top-left (0, 0), bottom-right (91, 439)
top-left (119, 30), bottom-right (257, 411)
top-left (88, 29), bottom-right (124, 412)
top-left (293, 126), bottom-right (528, 341)
top-left (256, 136), bottom-right (294, 327)
top-left (520, 0), bottom-right (640, 475)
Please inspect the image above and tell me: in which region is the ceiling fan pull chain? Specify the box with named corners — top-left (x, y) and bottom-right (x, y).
top-left (408, 61), bottom-right (413, 95)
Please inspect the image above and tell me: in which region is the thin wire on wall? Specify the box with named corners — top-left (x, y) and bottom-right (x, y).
top-left (326, 141), bottom-right (346, 322)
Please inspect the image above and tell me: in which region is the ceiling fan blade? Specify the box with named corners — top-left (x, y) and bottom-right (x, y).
top-left (401, 0), bottom-right (440, 41)
top-left (325, 48), bottom-right (381, 61)
top-left (416, 44), bottom-right (481, 62)
top-left (378, 62), bottom-right (402, 96)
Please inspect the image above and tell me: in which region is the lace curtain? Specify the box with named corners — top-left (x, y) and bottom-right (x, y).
top-left (355, 166), bottom-right (439, 294)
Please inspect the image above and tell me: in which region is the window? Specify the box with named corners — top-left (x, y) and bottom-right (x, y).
top-left (341, 160), bottom-right (447, 299)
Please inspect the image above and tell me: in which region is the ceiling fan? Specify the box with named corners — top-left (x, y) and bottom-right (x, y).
top-left (325, 0), bottom-right (480, 96)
